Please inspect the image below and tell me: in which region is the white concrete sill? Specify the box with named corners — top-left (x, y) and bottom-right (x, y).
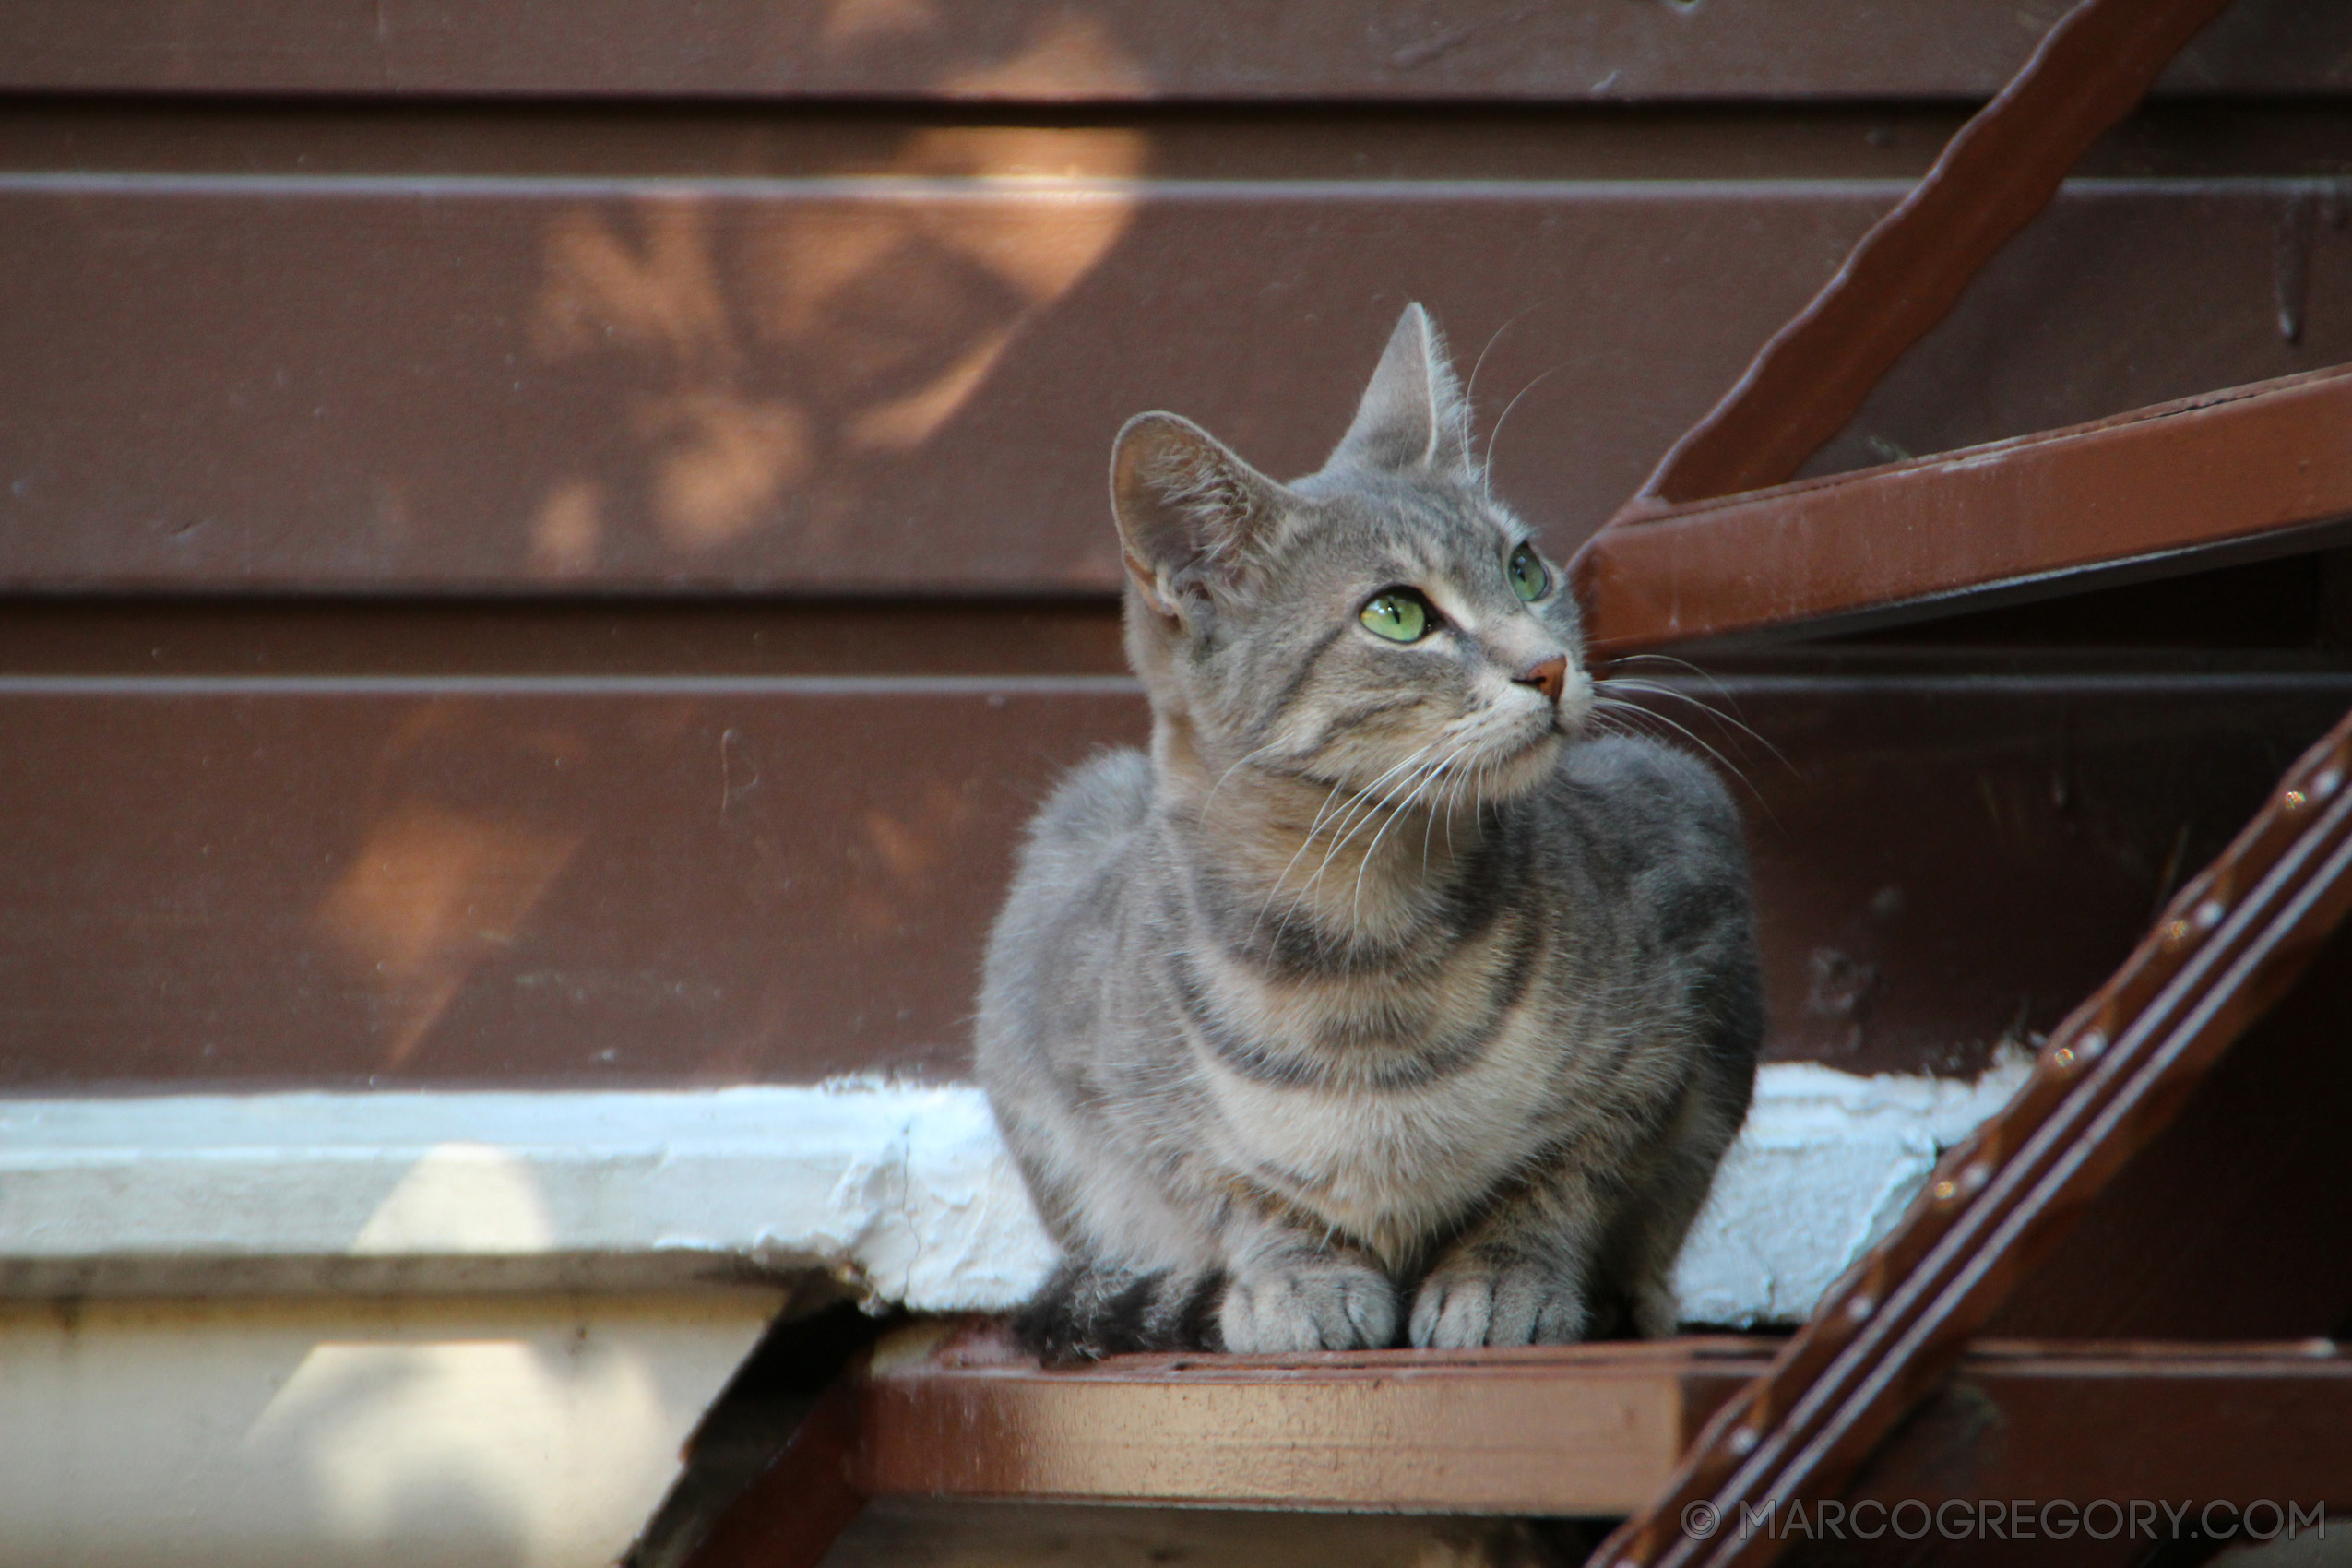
top-left (0, 1060), bottom-right (2029, 1324)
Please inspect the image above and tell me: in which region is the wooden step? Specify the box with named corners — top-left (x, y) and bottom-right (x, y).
top-left (857, 1324), bottom-right (1770, 1517)
top-left (681, 1330), bottom-right (2352, 1568)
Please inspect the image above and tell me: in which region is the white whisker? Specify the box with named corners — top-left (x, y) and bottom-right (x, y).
top-left (1256, 740), bottom-right (1445, 948)
top-left (1592, 695), bottom-right (1755, 799)
top-left (1464, 304), bottom-right (1541, 427)
top-left (1598, 676), bottom-right (1791, 773)
top-left (1349, 740), bottom-right (1475, 927)
top-left (1481, 362), bottom-right (1566, 484)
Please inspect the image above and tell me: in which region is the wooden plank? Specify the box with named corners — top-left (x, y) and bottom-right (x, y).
top-left (1578, 364), bottom-right (2352, 656)
top-left (6, 671), bottom-right (2347, 1089)
top-left (0, 679), bottom-right (1148, 1087)
top-left (0, 177), bottom-right (1883, 594)
top-left (0, 600), bottom-right (1131, 679)
top-left (855, 1326), bottom-right (1772, 1516)
top-left (1622, 0), bottom-right (2239, 507)
top-left (2, 0), bottom-right (2343, 102)
top-left (1601, 704), bottom-right (2352, 1567)
top-left (7, 175), bottom-right (2351, 596)
top-left (0, 99), bottom-right (1990, 184)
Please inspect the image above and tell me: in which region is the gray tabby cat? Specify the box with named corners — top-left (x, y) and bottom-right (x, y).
top-left (978, 304), bottom-right (1760, 1357)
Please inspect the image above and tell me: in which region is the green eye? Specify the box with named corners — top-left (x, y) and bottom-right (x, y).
top-left (1360, 590), bottom-right (1431, 643)
top-left (1507, 542), bottom-right (1551, 602)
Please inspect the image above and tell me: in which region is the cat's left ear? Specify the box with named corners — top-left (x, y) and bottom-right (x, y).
top-left (1325, 303), bottom-right (1474, 477)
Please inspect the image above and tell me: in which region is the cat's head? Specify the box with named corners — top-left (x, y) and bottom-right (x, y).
top-left (1111, 303), bottom-right (1588, 808)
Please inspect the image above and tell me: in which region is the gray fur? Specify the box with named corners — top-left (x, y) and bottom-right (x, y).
top-left (980, 304), bottom-right (1761, 1358)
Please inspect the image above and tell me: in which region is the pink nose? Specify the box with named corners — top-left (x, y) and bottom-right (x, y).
top-left (1516, 656), bottom-right (1567, 704)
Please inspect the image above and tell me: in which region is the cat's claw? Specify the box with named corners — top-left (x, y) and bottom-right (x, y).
top-left (1220, 1265), bottom-right (1398, 1351)
top-left (1409, 1265), bottom-right (1588, 1348)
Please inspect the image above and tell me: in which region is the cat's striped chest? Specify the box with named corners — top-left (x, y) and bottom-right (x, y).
top-left (1195, 982), bottom-right (1564, 1251)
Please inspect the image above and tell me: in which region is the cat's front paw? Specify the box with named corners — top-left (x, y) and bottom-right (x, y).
top-left (1629, 1277), bottom-right (1681, 1341)
top-left (1220, 1265), bottom-right (1398, 1351)
top-left (1409, 1262), bottom-right (1587, 1348)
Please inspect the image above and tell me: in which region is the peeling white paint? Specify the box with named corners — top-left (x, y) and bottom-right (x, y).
top-left (0, 1059), bottom-right (2031, 1324)
top-left (1672, 1055), bottom-right (2033, 1325)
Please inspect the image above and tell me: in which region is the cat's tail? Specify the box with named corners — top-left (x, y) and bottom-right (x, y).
top-left (1013, 1257), bottom-right (1227, 1363)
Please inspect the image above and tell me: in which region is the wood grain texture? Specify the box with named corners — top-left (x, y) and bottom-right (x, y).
top-left (855, 1327), bottom-right (1770, 1515)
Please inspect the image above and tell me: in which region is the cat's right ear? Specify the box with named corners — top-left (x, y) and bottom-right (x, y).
top-left (1111, 412), bottom-right (1289, 619)
top-left (1326, 303), bottom-right (1473, 478)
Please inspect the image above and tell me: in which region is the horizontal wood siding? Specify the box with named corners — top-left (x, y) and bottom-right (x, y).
top-left (5, 674), bottom-right (2344, 1088)
top-left (7, 9), bottom-right (2349, 1091)
top-left (3, 0), bottom-right (2343, 100)
top-left (6, 179), bottom-right (2349, 594)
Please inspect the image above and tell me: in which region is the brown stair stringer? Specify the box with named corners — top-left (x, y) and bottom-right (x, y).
top-left (1597, 707), bottom-right (2352, 1567)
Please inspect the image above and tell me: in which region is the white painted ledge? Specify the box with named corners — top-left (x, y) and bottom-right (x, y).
top-left (0, 1084), bottom-right (1043, 1304)
top-left (0, 1059), bottom-right (2028, 1324)
top-left (1671, 1057), bottom-right (2030, 1324)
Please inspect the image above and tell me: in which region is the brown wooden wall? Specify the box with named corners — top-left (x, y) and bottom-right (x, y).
top-left (9, 1), bottom-right (2348, 100)
top-left (6, 1), bottom-right (2351, 1091)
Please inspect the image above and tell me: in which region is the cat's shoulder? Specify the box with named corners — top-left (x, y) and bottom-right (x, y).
top-left (1028, 747), bottom-right (1152, 845)
top-left (993, 748), bottom-right (1153, 949)
top-left (1550, 733), bottom-right (1745, 879)
top-left (1010, 748), bottom-right (1155, 893)
top-left (1558, 732), bottom-right (1736, 819)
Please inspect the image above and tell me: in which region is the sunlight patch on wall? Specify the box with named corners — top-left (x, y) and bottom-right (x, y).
top-left (317, 800), bottom-right (581, 1067)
